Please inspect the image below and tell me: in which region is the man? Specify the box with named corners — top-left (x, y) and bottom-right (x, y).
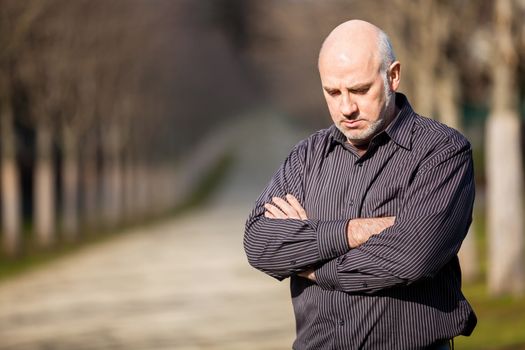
top-left (244, 20), bottom-right (476, 350)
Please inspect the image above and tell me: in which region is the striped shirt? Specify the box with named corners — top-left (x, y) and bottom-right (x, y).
top-left (244, 93), bottom-right (477, 349)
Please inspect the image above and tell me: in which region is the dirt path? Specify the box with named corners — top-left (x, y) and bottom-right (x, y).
top-left (0, 114), bottom-right (309, 350)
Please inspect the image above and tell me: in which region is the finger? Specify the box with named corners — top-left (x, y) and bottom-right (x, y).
top-left (264, 211), bottom-right (276, 219)
top-left (264, 203), bottom-right (287, 219)
top-left (286, 194), bottom-right (308, 220)
top-left (297, 270), bottom-right (308, 278)
top-left (272, 197), bottom-right (300, 219)
top-left (298, 269), bottom-right (316, 281)
top-left (308, 270), bottom-right (316, 282)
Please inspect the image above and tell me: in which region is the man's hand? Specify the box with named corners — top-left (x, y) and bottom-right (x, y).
top-left (347, 217), bottom-right (395, 248)
top-left (264, 194), bottom-right (308, 220)
top-left (264, 195), bottom-right (314, 281)
top-left (298, 269), bottom-right (316, 281)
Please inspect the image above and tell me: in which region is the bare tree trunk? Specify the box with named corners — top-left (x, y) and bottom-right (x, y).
top-left (122, 150), bottom-right (155, 222)
top-left (122, 146), bottom-right (139, 223)
top-left (122, 149), bottom-right (132, 221)
top-left (34, 120), bottom-right (55, 247)
top-left (81, 138), bottom-right (99, 230)
top-left (61, 125), bottom-right (79, 240)
top-left (437, 64), bottom-right (479, 283)
top-left (487, 112), bottom-right (524, 295)
top-left (413, 0), bottom-right (439, 118)
top-left (1, 104), bottom-right (21, 256)
top-left (101, 123), bottom-right (122, 228)
top-left (134, 160), bottom-right (149, 218)
top-left (459, 229), bottom-right (479, 283)
top-left (436, 65), bottom-right (460, 130)
top-left (487, 0), bottom-right (524, 296)
top-left (414, 64), bottom-right (435, 118)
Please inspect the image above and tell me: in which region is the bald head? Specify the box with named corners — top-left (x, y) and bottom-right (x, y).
top-left (319, 20), bottom-right (396, 74)
top-left (318, 20), bottom-right (401, 148)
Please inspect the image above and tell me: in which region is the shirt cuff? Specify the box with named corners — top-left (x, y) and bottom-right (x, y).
top-left (315, 258), bottom-right (341, 291)
top-left (315, 219), bottom-right (350, 260)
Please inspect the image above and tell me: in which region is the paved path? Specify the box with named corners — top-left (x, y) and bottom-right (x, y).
top-left (0, 114), bottom-right (309, 350)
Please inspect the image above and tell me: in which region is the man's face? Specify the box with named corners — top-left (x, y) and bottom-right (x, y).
top-left (319, 51), bottom-right (392, 146)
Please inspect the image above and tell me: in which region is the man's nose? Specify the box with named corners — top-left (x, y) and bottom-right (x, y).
top-left (340, 93), bottom-right (358, 117)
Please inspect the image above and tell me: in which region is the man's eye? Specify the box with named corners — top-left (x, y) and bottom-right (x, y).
top-left (327, 90), bottom-right (340, 96)
top-left (354, 88), bottom-right (369, 95)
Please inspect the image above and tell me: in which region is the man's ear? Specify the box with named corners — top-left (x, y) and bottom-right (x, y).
top-left (388, 61), bottom-right (401, 91)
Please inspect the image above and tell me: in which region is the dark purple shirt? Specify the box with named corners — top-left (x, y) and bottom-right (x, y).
top-left (244, 93), bottom-right (476, 349)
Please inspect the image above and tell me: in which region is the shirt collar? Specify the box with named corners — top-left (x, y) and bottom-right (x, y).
top-left (328, 92), bottom-right (415, 152)
top-left (383, 92), bottom-right (414, 150)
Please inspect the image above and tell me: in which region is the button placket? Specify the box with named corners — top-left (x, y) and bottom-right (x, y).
top-left (345, 161), bottom-right (360, 215)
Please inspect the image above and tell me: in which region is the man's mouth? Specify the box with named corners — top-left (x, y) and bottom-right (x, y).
top-left (342, 119), bottom-right (363, 128)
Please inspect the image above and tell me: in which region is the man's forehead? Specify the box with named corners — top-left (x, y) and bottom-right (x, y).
top-left (321, 74), bottom-right (375, 89)
top-left (319, 51), bottom-right (379, 86)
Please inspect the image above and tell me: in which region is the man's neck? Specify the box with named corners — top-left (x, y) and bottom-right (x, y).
top-left (352, 142), bottom-right (369, 156)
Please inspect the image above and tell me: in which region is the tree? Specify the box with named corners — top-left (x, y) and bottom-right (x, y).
top-left (486, 0), bottom-right (524, 296)
top-left (0, 1), bottom-right (44, 253)
top-left (17, 1), bottom-right (65, 247)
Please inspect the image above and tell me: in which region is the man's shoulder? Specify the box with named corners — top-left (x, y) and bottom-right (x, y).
top-left (286, 127), bottom-right (334, 166)
top-left (293, 127), bottom-right (333, 153)
top-left (407, 114), bottom-right (473, 173)
top-left (411, 114), bottom-right (471, 151)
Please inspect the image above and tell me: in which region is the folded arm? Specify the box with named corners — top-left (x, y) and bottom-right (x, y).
top-left (244, 143), bottom-right (393, 280)
top-left (313, 144), bottom-right (475, 293)
top-left (243, 144), bottom-right (348, 280)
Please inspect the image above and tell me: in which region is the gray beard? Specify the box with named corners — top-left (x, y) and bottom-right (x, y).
top-left (340, 117), bottom-right (386, 145)
top-left (341, 86), bottom-right (394, 145)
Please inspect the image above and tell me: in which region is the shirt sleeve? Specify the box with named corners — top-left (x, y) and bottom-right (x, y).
top-left (315, 141), bottom-right (475, 293)
top-left (244, 142), bottom-right (350, 281)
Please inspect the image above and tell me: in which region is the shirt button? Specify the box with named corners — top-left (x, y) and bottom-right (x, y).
top-left (348, 199), bottom-right (354, 206)
top-left (339, 319), bottom-right (345, 326)
top-left (362, 281), bottom-right (368, 288)
top-left (290, 260), bottom-right (296, 265)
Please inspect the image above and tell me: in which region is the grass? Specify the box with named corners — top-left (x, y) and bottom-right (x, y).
top-left (456, 282), bottom-right (525, 350)
top-left (0, 151), bottom-right (234, 284)
top-left (455, 209), bottom-right (525, 350)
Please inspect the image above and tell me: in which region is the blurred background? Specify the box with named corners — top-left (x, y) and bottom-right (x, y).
top-left (0, 0), bottom-right (525, 349)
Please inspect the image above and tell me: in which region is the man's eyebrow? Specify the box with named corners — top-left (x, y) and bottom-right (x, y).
top-left (323, 82), bottom-right (373, 92)
top-left (348, 82), bottom-right (372, 90)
